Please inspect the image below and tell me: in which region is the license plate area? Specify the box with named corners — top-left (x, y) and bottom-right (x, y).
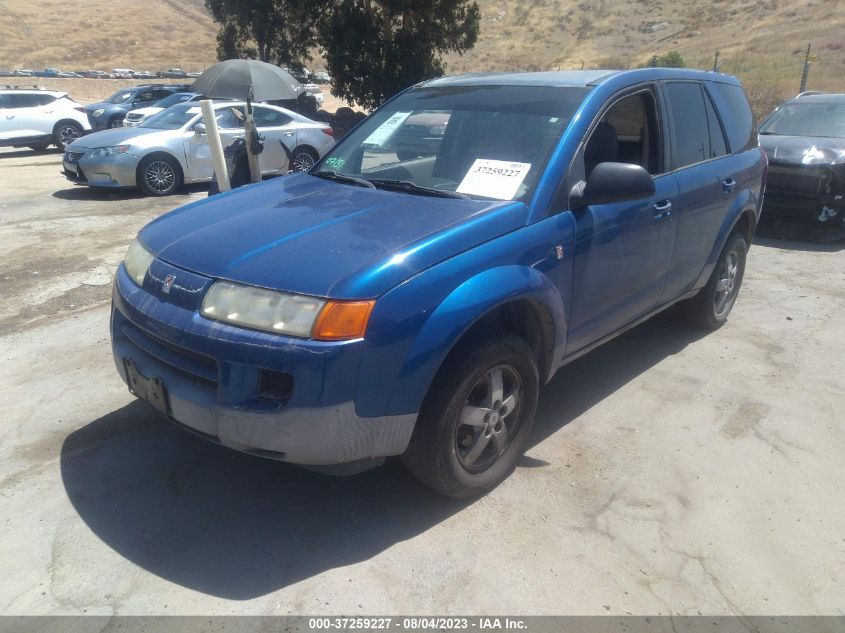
top-left (124, 358), bottom-right (171, 415)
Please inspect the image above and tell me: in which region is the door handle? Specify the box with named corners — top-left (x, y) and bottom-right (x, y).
top-left (721, 178), bottom-right (736, 193)
top-left (282, 131), bottom-right (294, 137)
top-left (653, 200), bottom-right (672, 222)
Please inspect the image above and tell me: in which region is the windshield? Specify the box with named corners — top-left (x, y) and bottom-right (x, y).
top-left (105, 90), bottom-right (134, 104)
top-left (140, 103), bottom-right (202, 130)
top-left (760, 102), bottom-right (845, 138)
top-left (153, 93), bottom-right (194, 108)
top-left (316, 84), bottom-right (589, 201)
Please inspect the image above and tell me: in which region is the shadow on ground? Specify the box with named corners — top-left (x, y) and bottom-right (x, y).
top-left (60, 311), bottom-right (706, 599)
top-left (753, 234), bottom-right (844, 253)
top-left (0, 147), bottom-right (61, 159)
top-left (52, 183), bottom-right (209, 201)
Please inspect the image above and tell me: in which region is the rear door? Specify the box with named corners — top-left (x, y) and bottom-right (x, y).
top-left (253, 105), bottom-right (295, 173)
top-left (660, 81), bottom-right (734, 301)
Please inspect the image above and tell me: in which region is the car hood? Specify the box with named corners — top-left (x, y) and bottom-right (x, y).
top-left (139, 173), bottom-right (528, 299)
top-left (67, 126), bottom-right (165, 150)
top-left (128, 106), bottom-right (162, 117)
top-left (760, 134), bottom-right (845, 166)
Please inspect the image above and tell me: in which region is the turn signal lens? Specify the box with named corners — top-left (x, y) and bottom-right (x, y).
top-left (312, 300), bottom-right (375, 340)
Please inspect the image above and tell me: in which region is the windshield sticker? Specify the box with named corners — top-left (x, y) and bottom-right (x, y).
top-left (457, 159), bottom-right (532, 200)
top-left (324, 157), bottom-right (346, 170)
top-left (363, 111), bottom-right (412, 147)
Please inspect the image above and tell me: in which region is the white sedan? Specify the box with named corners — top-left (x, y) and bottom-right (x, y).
top-left (61, 101), bottom-right (335, 196)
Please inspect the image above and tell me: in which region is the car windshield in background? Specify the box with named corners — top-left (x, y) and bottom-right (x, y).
top-left (105, 90), bottom-right (134, 104)
top-left (153, 93), bottom-right (194, 109)
top-left (760, 103), bottom-right (845, 138)
top-left (140, 103), bottom-right (200, 130)
top-left (317, 84), bottom-right (590, 201)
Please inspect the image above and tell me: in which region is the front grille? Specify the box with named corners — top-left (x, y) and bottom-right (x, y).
top-left (766, 165), bottom-right (831, 197)
top-left (121, 322), bottom-right (218, 386)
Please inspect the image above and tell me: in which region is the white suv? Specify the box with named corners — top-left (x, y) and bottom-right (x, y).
top-left (0, 89), bottom-right (91, 150)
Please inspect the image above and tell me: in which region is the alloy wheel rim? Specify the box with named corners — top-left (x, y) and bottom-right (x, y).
top-left (145, 161), bottom-right (175, 193)
top-left (455, 364), bottom-right (523, 472)
top-left (714, 249), bottom-right (739, 316)
top-left (58, 126), bottom-right (80, 147)
top-left (292, 153), bottom-right (315, 171)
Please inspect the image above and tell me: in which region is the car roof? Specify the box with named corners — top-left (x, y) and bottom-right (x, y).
top-left (0, 88), bottom-right (66, 97)
top-left (422, 68), bottom-right (741, 89)
top-left (786, 93), bottom-right (845, 104)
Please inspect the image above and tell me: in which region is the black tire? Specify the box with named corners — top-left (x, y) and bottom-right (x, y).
top-left (108, 117), bottom-right (124, 129)
top-left (402, 331), bottom-right (539, 498)
top-left (52, 121), bottom-right (83, 150)
top-left (291, 146), bottom-right (319, 172)
top-left (137, 154), bottom-right (183, 196)
top-left (677, 232), bottom-right (748, 329)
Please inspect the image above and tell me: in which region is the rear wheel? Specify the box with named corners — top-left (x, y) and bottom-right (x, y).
top-left (137, 155), bottom-right (183, 196)
top-left (402, 331), bottom-right (539, 498)
top-left (677, 232), bottom-right (748, 329)
top-left (52, 122), bottom-right (83, 150)
top-left (291, 146), bottom-right (318, 172)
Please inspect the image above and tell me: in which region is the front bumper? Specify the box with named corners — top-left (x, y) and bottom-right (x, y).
top-left (111, 262), bottom-right (416, 466)
top-left (761, 162), bottom-right (845, 239)
top-left (63, 150), bottom-right (140, 188)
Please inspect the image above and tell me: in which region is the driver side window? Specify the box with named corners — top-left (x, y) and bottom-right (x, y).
top-left (583, 90), bottom-right (662, 179)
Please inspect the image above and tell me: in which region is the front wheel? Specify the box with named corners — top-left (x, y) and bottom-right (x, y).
top-left (677, 232), bottom-right (748, 329)
top-left (53, 122), bottom-right (83, 150)
top-left (137, 155), bottom-right (183, 196)
top-left (402, 332), bottom-right (539, 498)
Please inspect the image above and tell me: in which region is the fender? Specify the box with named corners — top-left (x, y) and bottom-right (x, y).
top-left (381, 265), bottom-right (567, 417)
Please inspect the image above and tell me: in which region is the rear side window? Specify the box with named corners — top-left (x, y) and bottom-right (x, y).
top-left (704, 91), bottom-right (727, 158)
top-left (708, 82), bottom-right (755, 152)
top-left (664, 82), bottom-right (709, 169)
top-left (4, 93), bottom-right (52, 108)
top-left (254, 106), bottom-right (293, 127)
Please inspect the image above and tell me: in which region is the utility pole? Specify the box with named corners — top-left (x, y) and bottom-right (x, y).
top-left (799, 43), bottom-right (812, 93)
top-left (713, 50), bottom-right (719, 72)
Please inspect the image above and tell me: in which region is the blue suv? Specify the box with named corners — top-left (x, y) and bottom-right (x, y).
top-left (111, 69), bottom-right (766, 497)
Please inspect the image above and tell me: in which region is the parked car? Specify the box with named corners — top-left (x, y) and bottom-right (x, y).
top-left (63, 101), bottom-right (334, 195)
top-left (109, 69), bottom-right (764, 496)
top-left (187, 72), bottom-right (201, 79)
top-left (384, 110), bottom-right (450, 161)
top-left (0, 88), bottom-right (91, 150)
top-left (303, 83), bottom-right (324, 107)
top-left (84, 84), bottom-right (189, 130)
top-left (123, 92), bottom-right (205, 126)
top-left (13, 69), bottom-right (34, 77)
top-left (133, 71), bottom-right (156, 80)
top-left (0, 69), bottom-right (14, 77)
top-left (161, 68), bottom-right (188, 79)
top-left (313, 70), bottom-right (330, 84)
top-left (33, 68), bottom-right (61, 78)
top-left (111, 68), bottom-right (135, 79)
top-left (85, 70), bottom-right (110, 79)
top-left (758, 92), bottom-right (845, 240)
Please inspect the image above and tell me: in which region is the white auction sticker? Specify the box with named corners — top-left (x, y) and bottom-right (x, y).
top-left (456, 158), bottom-right (532, 200)
top-left (363, 111), bottom-right (412, 146)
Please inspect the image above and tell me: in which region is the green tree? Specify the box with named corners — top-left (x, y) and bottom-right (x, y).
top-left (205, 0), bottom-right (331, 75)
top-left (320, 0), bottom-right (481, 109)
top-left (644, 51), bottom-right (686, 68)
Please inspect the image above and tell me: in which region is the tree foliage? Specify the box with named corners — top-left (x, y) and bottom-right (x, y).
top-left (645, 51), bottom-right (686, 68)
top-left (320, 0), bottom-right (480, 109)
top-left (205, 0), bottom-right (331, 75)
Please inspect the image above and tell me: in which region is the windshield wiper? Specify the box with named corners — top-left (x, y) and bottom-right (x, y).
top-left (312, 170), bottom-right (376, 189)
top-left (367, 178), bottom-right (470, 199)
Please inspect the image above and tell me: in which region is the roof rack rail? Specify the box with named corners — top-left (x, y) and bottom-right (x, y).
top-left (795, 90), bottom-right (824, 98)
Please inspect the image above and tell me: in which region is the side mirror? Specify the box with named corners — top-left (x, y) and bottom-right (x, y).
top-left (193, 122), bottom-right (206, 135)
top-left (569, 162), bottom-right (655, 208)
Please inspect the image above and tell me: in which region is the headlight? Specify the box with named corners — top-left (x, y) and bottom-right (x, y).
top-left (201, 280), bottom-right (375, 340)
top-left (89, 145), bottom-right (130, 158)
top-left (92, 108), bottom-right (105, 118)
top-left (123, 239), bottom-right (155, 287)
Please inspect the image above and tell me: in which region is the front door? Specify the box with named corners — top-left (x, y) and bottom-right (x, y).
top-left (182, 105), bottom-right (245, 181)
top-left (563, 87), bottom-right (679, 354)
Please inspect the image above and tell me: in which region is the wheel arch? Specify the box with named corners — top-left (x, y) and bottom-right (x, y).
top-left (380, 265), bottom-right (567, 418)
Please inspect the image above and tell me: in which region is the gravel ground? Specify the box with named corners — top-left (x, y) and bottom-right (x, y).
top-left (0, 145), bottom-right (843, 615)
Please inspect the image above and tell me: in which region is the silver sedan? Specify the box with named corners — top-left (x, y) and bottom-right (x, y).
top-left (62, 101), bottom-right (336, 195)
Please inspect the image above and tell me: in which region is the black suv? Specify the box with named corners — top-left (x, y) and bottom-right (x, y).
top-left (83, 84), bottom-right (190, 131)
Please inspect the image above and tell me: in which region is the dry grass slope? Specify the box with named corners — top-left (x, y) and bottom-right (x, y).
top-left (1, 0), bottom-right (842, 117)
